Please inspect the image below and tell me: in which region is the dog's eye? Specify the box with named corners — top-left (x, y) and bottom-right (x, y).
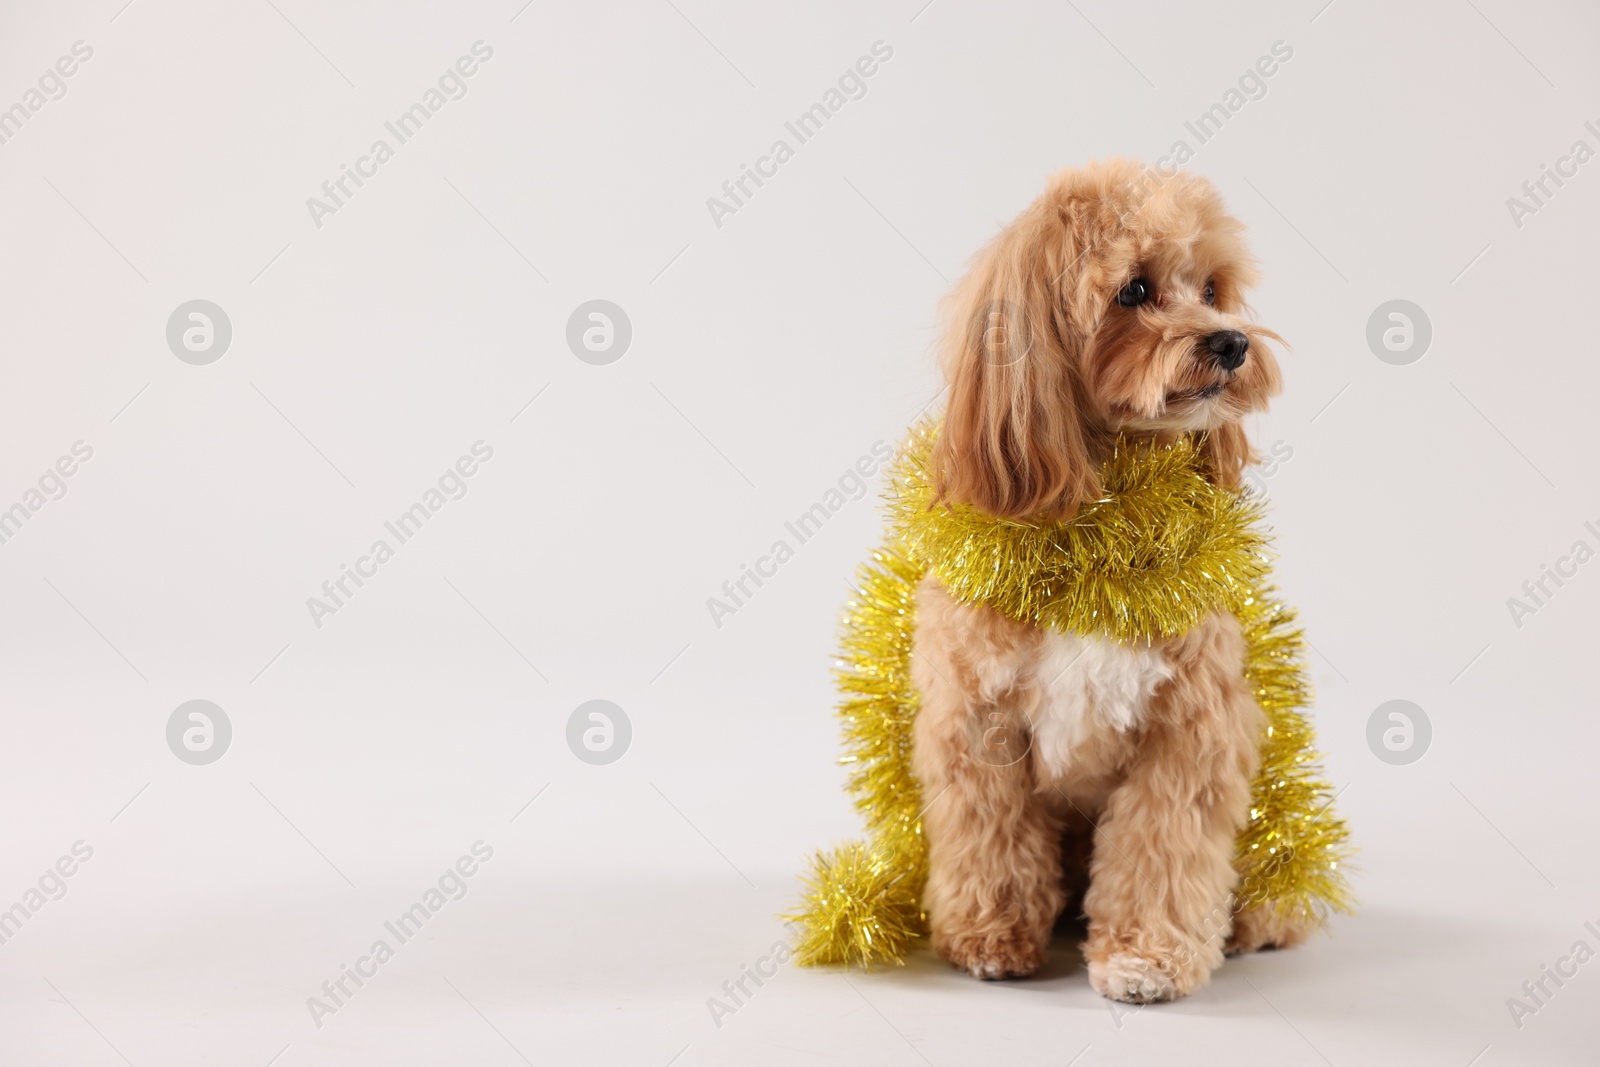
top-left (1116, 278), bottom-right (1151, 307)
top-left (1203, 281), bottom-right (1216, 306)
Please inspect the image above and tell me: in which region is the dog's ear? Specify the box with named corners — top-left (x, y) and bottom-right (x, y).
top-left (930, 204), bottom-right (1098, 521)
top-left (1202, 422), bottom-right (1256, 487)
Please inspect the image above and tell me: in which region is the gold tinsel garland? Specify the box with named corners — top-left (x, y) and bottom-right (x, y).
top-left (786, 421), bottom-right (1353, 968)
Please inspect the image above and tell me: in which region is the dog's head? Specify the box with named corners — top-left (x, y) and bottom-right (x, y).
top-left (932, 159), bottom-right (1284, 520)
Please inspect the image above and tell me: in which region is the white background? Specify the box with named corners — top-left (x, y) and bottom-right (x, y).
top-left (1, 0), bottom-right (1598, 1064)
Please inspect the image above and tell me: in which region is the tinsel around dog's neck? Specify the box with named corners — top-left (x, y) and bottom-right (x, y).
top-left (785, 420), bottom-right (1354, 969)
top-left (891, 420), bottom-right (1272, 644)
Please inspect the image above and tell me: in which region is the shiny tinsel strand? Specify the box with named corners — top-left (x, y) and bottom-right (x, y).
top-left (788, 422), bottom-right (1353, 967)
top-left (1233, 586), bottom-right (1355, 921)
top-left (783, 842), bottom-right (926, 968)
top-left (891, 421), bottom-right (1272, 645)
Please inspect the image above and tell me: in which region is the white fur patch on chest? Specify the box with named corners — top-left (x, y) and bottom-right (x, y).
top-left (1027, 630), bottom-right (1173, 779)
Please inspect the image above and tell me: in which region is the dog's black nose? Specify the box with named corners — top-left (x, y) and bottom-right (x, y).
top-left (1206, 330), bottom-right (1249, 371)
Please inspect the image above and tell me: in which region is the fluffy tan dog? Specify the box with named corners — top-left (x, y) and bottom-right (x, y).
top-left (913, 159), bottom-right (1307, 1003)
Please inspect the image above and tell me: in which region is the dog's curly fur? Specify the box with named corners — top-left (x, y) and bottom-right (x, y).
top-left (913, 159), bottom-right (1309, 1002)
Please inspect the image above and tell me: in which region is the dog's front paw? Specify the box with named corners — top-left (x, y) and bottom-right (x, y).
top-left (935, 926), bottom-right (1046, 980)
top-left (1086, 952), bottom-right (1179, 1003)
top-left (1084, 924), bottom-right (1219, 1002)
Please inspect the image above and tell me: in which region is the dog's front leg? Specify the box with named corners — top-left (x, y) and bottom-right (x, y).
top-left (1081, 612), bottom-right (1263, 1002)
top-left (911, 581), bottom-right (1063, 979)
top-left (913, 686), bottom-right (1064, 979)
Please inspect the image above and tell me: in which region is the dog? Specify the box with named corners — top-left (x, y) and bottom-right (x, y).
top-left (911, 159), bottom-right (1305, 1003)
